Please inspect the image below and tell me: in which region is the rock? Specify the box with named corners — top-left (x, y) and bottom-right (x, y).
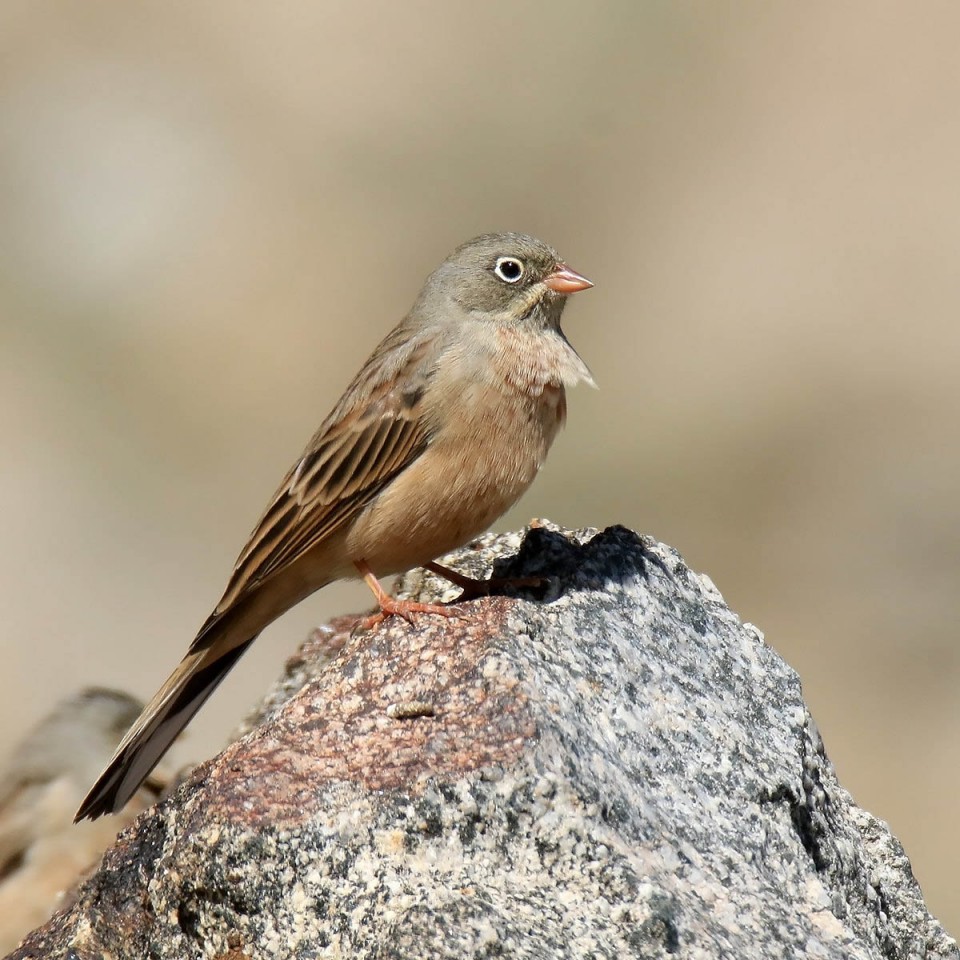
top-left (8, 523), bottom-right (956, 959)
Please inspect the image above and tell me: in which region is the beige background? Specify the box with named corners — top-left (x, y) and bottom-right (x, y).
top-left (1, 1), bottom-right (958, 934)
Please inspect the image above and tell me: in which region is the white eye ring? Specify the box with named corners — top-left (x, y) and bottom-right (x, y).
top-left (494, 256), bottom-right (525, 283)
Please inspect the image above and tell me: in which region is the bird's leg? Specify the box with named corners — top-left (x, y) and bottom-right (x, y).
top-left (355, 560), bottom-right (461, 631)
top-left (425, 561), bottom-right (547, 602)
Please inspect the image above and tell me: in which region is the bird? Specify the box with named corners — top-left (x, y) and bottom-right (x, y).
top-left (75, 232), bottom-right (594, 821)
top-left (0, 688), bottom-right (167, 952)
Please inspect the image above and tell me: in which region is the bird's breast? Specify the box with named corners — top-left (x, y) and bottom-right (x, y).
top-left (344, 346), bottom-right (567, 575)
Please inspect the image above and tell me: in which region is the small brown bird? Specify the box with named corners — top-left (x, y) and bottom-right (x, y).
top-left (75, 232), bottom-right (594, 821)
top-left (0, 689), bottom-right (166, 951)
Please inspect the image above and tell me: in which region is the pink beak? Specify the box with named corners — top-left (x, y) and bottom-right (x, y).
top-left (544, 264), bottom-right (594, 294)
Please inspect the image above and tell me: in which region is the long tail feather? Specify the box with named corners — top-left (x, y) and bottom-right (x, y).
top-left (74, 631), bottom-right (254, 821)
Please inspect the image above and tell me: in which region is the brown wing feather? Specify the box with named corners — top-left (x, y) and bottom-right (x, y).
top-left (76, 324), bottom-right (446, 819)
top-left (210, 324), bottom-right (442, 618)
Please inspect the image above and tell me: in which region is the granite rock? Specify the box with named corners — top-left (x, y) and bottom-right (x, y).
top-left (8, 523), bottom-right (955, 960)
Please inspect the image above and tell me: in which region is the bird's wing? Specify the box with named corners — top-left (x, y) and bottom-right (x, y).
top-left (208, 324), bottom-right (440, 623)
top-left (0, 782), bottom-right (33, 873)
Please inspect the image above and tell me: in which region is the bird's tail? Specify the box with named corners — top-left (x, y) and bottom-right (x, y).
top-left (74, 616), bottom-right (256, 822)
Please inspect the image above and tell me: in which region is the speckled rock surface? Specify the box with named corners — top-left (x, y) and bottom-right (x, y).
top-left (9, 523), bottom-right (956, 960)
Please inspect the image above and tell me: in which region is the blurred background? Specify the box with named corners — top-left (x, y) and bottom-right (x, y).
top-left (1, 0), bottom-right (958, 933)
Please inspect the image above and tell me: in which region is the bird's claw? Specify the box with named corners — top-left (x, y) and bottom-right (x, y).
top-left (357, 596), bottom-right (464, 632)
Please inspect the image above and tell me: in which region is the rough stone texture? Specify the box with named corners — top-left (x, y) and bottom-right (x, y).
top-left (8, 522), bottom-right (956, 960)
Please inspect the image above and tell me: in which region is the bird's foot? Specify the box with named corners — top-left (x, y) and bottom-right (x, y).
top-left (357, 594), bottom-right (462, 632)
top-left (354, 558), bottom-right (466, 631)
top-left (425, 562), bottom-right (547, 603)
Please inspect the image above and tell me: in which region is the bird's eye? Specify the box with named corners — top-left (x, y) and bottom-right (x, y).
top-left (494, 256), bottom-right (525, 283)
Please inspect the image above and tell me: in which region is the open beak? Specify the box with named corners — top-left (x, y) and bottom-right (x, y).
top-left (543, 264), bottom-right (594, 294)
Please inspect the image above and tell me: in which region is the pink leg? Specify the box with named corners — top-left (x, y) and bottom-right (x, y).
top-left (355, 560), bottom-right (462, 631)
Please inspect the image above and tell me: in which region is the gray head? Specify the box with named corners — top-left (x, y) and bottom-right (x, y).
top-left (0, 688), bottom-right (144, 797)
top-left (415, 232), bottom-right (592, 329)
